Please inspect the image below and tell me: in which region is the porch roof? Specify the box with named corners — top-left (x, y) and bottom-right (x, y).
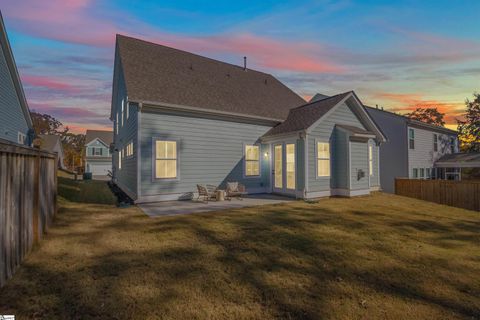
top-left (435, 152), bottom-right (480, 168)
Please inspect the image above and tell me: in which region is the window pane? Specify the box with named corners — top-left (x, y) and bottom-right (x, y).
top-left (318, 159), bottom-right (330, 176)
top-left (274, 145), bottom-right (283, 188)
top-left (156, 141), bottom-right (176, 159)
top-left (245, 145), bottom-right (259, 160)
top-left (251, 161), bottom-right (259, 176)
top-left (286, 144), bottom-right (295, 189)
top-left (156, 159), bottom-right (177, 178)
top-left (156, 141), bottom-right (166, 158)
top-left (166, 141), bottom-right (176, 158)
top-left (317, 142), bottom-right (329, 159)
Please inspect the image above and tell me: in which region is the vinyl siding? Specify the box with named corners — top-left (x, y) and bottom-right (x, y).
top-left (0, 38), bottom-right (29, 144)
top-left (407, 126), bottom-right (458, 178)
top-left (350, 141), bottom-right (369, 190)
top-left (307, 101), bottom-right (367, 192)
top-left (139, 110), bottom-right (271, 199)
top-left (112, 56), bottom-right (138, 198)
top-left (366, 108), bottom-right (408, 193)
top-left (368, 139), bottom-right (380, 187)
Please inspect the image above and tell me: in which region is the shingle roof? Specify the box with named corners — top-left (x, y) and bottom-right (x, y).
top-left (116, 35), bottom-right (306, 120)
top-left (85, 130), bottom-right (113, 146)
top-left (38, 134), bottom-right (61, 152)
top-left (437, 152), bottom-right (480, 164)
top-left (263, 92), bottom-right (352, 137)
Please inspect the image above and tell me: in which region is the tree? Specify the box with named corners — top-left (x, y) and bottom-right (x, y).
top-left (405, 107), bottom-right (446, 127)
top-left (457, 93), bottom-right (480, 152)
top-left (31, 112), bottom-right (65, 135)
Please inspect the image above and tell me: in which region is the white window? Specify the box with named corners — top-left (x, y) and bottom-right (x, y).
top-left (121, 99), bottom-right (124, 127)
top-left (368, 144), bottom-right (373, 176)
top-left (17, 132), bottom-right (26, 144)
top-left (412, 168), bottom-right (418, 178)
top-left (433, 134), bottom-right (438, 152)
top-left (155, 140), bottom-right (177, 179)
top-left (419, 168), bottom-right (425, 179)
top-left (118, 150), bottom-right (122, 169)
top-left (244, 145), bottom-right (260, 176)
top-left (126, 100), bottom-right (129, 119)
top-left (409, 128), bottom-right (415, 149)
top-left (317, 142), bottom-right (330, 177)
top-left (116, 113), bottom-right (119, 134)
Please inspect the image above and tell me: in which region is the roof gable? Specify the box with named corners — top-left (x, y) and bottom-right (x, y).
top-left (263, 91), bottom-right (387, 142)
top-left (0, 12), bottom-right (33, 129)
top-left (85, 130), bottom-right (113, 146)
top-left (115, 35), bottom-right (305, 120)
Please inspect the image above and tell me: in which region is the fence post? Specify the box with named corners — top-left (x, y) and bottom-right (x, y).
top-left (33, 152), bottom-right (40, 244)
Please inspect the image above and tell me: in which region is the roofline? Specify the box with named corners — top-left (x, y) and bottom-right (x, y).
top-left (132, 99), bottom-right (284, 125)
top-left (0, 11), bottom-right (33, 129)
top-left (85, 137), bottom-right (110, 147)
top-left (349, 92), bottom-right (387, 142)
top-left (365, 105), bottom-right (457, 135)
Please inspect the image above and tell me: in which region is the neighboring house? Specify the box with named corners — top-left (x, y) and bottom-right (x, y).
top-left (38, 134), bottom-right (65, 169)
top-left (85, 130), bottom-right (113, 177)
top-left (111, 35), bottom-right (385, 203)
top-left (0, 11), bottom-right (34, 146)
top-left (366, 107), bottom-right (459, 193)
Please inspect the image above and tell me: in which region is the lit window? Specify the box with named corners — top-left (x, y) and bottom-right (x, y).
top-left (245, 145), bottom-right (260, 176)
top-left (126, 100), bottom-right (129, 119)
top-left (125, 141), bottom-right (134, 157)
top-left (119, 150), bottom-right (122, 169)
top-left (317, 142), bottom-right (330, 177)
top-left (155, 140), bottom-right (177, 179)
top-left (286, 143), bottom-right (295, 189)
top-left (116, 113), bottom-right (118, 134)
top-left (369, 144), bottom-right (373, 176)
top-left (409, 128), bottom-right (415, 149)
top-left (433, 134), bottom-right (438, 152)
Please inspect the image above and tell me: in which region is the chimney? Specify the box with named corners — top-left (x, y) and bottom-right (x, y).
top-left (243, 56), bottom-right (247, 71)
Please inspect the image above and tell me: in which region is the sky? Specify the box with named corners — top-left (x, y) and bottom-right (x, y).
top-left (2, 0), bottom-right (480, 133)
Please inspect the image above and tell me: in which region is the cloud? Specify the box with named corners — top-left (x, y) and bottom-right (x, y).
top-left (372, 92), bottom-right (465, 124)
top-left (21, 75), bottom-right (80, 93)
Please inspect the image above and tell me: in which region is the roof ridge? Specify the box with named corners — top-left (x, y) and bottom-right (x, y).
top-left (289, 91), bottom-right (352, 112)
top-left (116, 34), bottom-right (274, 78)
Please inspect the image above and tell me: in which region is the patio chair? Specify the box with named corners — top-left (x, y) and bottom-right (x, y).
top-left (226, 182), bottom-right (247, 200)
top-left (196, 184), bottom-right (218, 203)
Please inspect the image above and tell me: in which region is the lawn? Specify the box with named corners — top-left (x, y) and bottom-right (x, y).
top-left (0, 182), bottom-right (478, 319)
top-left (57, 170), bottom-right (116, 204)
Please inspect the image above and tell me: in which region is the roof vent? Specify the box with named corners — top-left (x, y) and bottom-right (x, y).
top-left (243, 56), bottom-right (247, 71)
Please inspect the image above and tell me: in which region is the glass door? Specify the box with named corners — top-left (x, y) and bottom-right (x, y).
top-left (273, 144), bottom-right (283, 192)
top-left (286, 143), bottom-right (296, 190)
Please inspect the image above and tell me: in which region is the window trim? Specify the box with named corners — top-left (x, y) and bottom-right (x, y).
top-left (243, 143), bottom-right (261, 178)
top-left (17, 132), bottom-right (26, 145)
top-left (118, 150), bottom-right (122, 170)
top-left (408, 128), bottom-right (415, 150)
top-left (152, 137), bottom-right (180, 181)
top-left (368, 143), bottom-right (374, 176)
top-left (315, 140), bottom-right (331, 179)
top-left (412, 168), bottom-right (418, 178)
top-left (285, 142), bottom-right (296, 190)
top-left (433, 134), bottom-right (438, 152)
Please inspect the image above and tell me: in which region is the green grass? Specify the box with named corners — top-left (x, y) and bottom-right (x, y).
top-left (0, 193), bottom-right (478, 319)
top-left (57, 170), bottom-right (116, 205)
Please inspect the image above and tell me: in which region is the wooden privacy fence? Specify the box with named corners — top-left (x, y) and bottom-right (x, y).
top-left (395, 178), bottom-right (480, 211)
top-left (0, 139), bottom-right (57, 287)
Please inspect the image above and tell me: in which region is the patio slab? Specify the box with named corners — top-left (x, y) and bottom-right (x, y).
top-left (139, 194), bottom-right (293, 217)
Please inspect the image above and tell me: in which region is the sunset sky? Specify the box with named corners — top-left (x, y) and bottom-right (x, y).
top-left (2, 0), bottom-right (479, 132)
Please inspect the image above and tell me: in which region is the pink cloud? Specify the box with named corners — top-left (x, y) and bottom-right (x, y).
top-left (30, 102), bottom-right (100, 118)
top-left (21, 75), bottom-right (80, 92)
top-left (2, 1), bottom-right (344, 74)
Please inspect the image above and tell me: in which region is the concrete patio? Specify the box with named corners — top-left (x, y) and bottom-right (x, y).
top-left (139, 194), bottom-right (294, 217)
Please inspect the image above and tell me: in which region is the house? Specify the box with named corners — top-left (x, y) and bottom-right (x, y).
top-left (0, 11), bottom-right (34, 146)
top-left (110, 35), bottom-right (385, 203)
top-left (38, 134), bottom-right (65, 169)
top-left (85, 130), bottom-right (113, 178)
top-left (366, 106), bottom-right (459, 193)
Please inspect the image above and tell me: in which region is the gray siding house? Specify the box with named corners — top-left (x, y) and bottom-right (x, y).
top-left (366, 107), bottom-right (459, 193)
top-left (0, 11), bottom-right (33, 146)
top-left (111, 35), bottom-right (385, 203)
top-left (38, 134), bottom-right (65, 169)
top-left (85, 130), bottom-right (113, 177)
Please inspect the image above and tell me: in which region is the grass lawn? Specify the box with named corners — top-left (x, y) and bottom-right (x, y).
top-left (57, 170), bottom-right (116, 205)
top-left (0, 180), bottom-right (478, 319)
